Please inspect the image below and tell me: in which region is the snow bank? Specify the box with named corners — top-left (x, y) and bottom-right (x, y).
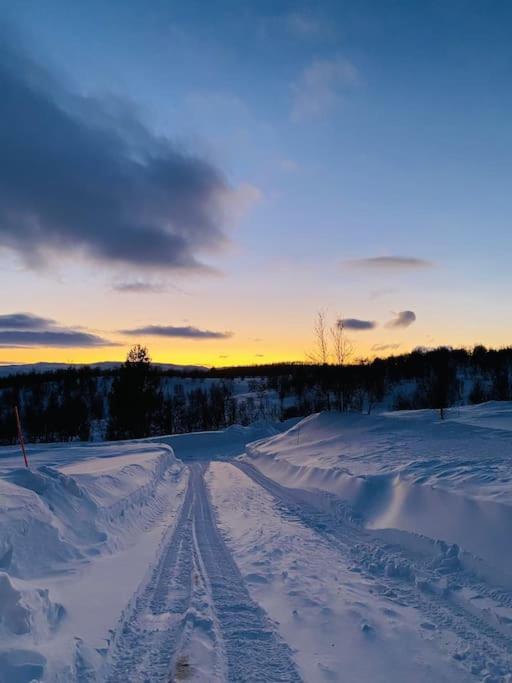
top-left (0, 572), bottom-right (64, 639)
top-left (243, 404), bottom-right (512, 576)
top-left (0, 446), bottom-right (180, 579)
top-left (0, 441), bottom-right (186, 682)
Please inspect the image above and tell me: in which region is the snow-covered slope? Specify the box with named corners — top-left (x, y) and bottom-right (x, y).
top-left (0, 442), bottom-right (186, 681)
top-left (0, 361), bottom-right (206, 377)
top-left (243, 403), bottom-right (512, 575)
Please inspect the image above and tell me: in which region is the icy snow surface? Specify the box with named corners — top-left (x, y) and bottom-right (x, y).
top-left (1, 403), bottom-right (512, 681)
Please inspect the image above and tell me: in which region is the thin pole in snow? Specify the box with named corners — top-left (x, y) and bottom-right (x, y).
top-left (14, 405), bottom-right (29, 469)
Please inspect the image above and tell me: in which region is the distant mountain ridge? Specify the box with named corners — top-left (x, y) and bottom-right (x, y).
top-left (0, 361), bottom-right (208, 377)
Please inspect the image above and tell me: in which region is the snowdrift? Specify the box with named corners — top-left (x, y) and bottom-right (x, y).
top-left (0, 445), bottom-right (181, 579)
top-left (0, 441), bottom-right (186, 682)
top-left (244, 403), bottom-right (512, 577)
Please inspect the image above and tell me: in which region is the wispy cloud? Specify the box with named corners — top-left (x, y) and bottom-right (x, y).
top-left (112, 280), bottom-right (168, 294)
top-left (372, 343), bottom-right (401, 352)
top-left (121, 325), bottom-right (233, 339)
top-left (385, 310), bottom-right (417, 328)
top-left (340, 318), bottom-right (377, 331)
top-left (286, 12), bottom-right (332, 39)
top-left (0, 312), bottom-right (117, 347)
top-left (291, 56), bottom-right (359, 121)
top-left (345, 256), bottom-right (433, 270)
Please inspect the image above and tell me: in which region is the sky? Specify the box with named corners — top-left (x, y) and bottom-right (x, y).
top-left (0, 0), bottom-right (511, 367)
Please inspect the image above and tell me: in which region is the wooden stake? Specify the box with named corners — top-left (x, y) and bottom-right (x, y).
top-left (14, 405), bottom-right (29, 469)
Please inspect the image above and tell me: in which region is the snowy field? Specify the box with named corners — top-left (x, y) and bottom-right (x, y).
top-left (1, 403), bottom-right (512, 681)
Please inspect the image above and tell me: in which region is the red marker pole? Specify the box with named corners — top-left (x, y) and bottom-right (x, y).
top-left (14, 405), bottom-right (29, 469)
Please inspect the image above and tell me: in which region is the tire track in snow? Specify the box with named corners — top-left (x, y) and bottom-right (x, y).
top-left (234, 461), bottom-right (512, 681)
top-left (191, 463), bottom-right (301, 682)
top-left (104, 471), bottom-right (201, 682)
top-left (104, 463), bottom-right (300, 683)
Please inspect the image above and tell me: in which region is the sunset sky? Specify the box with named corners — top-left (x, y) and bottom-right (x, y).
top-left (1, 1), bottom-right (511, 367)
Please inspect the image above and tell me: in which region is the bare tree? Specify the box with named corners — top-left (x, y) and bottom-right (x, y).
top-left (307, 310), bottom-right (329, 365)
top-left (306, 311), bottom-right (330, 409)
top-left (330, 318), bottom-right (353, 366)
top-left (330, 318), bottom-right (353, 411)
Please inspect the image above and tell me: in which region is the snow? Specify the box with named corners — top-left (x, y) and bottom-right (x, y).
top-left (243, 405), bottom-right (512, 573)
top-left (206, 462), bottom-right (469, 682)
top-left (2, 403), bottom-right (512, 681)
top-left (0, 361), bottom-right (206, 378)
top-left (0, 441), bottom-right (187, 681)
top-left (148, 420), bottom-right (287, 461)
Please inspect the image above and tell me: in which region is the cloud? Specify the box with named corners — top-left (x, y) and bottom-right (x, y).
top-left (385, 310), bottom-right (417, 328)
top-left (121, 325), bottom-right (232, 339)
top-left (0, 311), bottom-right (117, 347)
top-left (345, 256), bottom-right (433, 270)
top-left (112, 280), bottom-right (167, 294)
top-left (372, 343), bottom-right (401, 352)
top-left (0, 36), bottom-right (249, 273)
top-left (340, 318), bottom-right (377, 331)
top-left (0, 330), bottom-right (117, 348)
top-left (286, 12), bottom-right (331, 39)
top-left (291, 56), bottom-right (359, 121)
top-left (0, 313), bottom-right (56, 330)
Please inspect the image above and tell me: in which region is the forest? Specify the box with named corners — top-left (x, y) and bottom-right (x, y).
top-left (0, 344), bottom-right (511, 444)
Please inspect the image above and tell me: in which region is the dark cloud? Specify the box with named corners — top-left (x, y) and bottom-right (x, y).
top-left (372, 343), bottom-right (401, 352)
top-left (385, 310), bottom-right (416, 328)
top-left (340, 318), bottom-right (377, 331)
top-left (345, 256), bottom-right (433, 270)
top-left (0, 313), bottom-right (56, 330)
top-left (0, 311), bottom-right (117, 347)
top-left (0, 37), bottom-right (237, 272)
top-left (121, 325), bottom-right (232, 339)
top-left (0, 330), bottom-right (116, 348)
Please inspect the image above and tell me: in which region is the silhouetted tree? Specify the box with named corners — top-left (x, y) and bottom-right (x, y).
top-left (426, 348), bottom-right (457, 419)
top-left (108, 345), bottom-right (161, 439)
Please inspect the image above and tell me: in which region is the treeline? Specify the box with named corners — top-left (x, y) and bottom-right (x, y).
top-left (0, 346), bottom-right (235, 445)
top-left (220, 346), bottom-right (512, 418)
top-left (1, 344), bottom-right (512, 444)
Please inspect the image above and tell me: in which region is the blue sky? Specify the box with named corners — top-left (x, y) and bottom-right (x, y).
top-left (0, 1), bottom-right (511, 364)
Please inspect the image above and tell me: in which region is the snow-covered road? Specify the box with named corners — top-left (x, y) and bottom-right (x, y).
top-left (104, 463), bottom-right (301, 683)
top-left (103, 457), bottom-right (512, 682)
